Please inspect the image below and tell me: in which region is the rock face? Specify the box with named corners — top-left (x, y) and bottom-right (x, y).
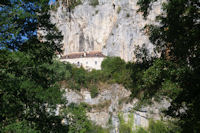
top-left (51, 0), bottom-right (164, 62)
top-left (64, 84), bottom-right (170, 132)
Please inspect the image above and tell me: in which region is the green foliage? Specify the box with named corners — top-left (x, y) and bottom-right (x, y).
top-left (90, 85), bottom-right (99, 98)
top-left (61, 103), bottom-right (109, 133)
top-left (69, 0), bottom-right (82, 9)
top-left (90, 0), bottom-right (99, 7)
top-left (87, 69), bottom-right (103, 83)
top-left (126, 13), bottom-right (130, 18)
top-left (2, 120), bottom-right (40, 133)
top-left (135, 127), bottom-right (148, 133)
top-left (51, 1), bottom-right (60, 11)
top-left (148, 120), bottom-right (168, 133)
top-left (117, 111), bottom-right (180, 133)
top-left (101, 57), bottom-right (126, 78)
top-left (148, 120), bottom-right (181, 133)
top-left (62, 57), bottom-right (134, 96)
top-left (0, 0), bottom-right (67, 132)
top-left (51, 0), bottom-right (82, 11)
top-left (0, 50), bottom-right (68, 132)
top-left (117, 6), bottom-right (121, 14)
top-left (88, 125), bottom-right (110, 133)
top-left (118, 113), bottom-right (134, 133)
top-left (72, 67), bottom-right (87, 88)
top-left (136, 0), bottom-right (200, 132)
top-left (137, 0), bottom-right (155, 18)
top-left (61, 103), bottom-right (92, 133)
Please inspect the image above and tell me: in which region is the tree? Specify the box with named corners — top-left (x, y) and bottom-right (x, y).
top-left (0, 0), bottom-right (67, 132)
top-left (136, 0), bottom-right (200, 132)
top-left (101, 57), bottom-right (126, 78)
top-left (60, 103), bottom-right (92, 133)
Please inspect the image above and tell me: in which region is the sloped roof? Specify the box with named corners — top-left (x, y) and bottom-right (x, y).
top-left (61, 51), bottom-right (105, 59)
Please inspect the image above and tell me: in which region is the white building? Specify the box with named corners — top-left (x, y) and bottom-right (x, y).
top-left (60, 51), bottom-right (105, 70)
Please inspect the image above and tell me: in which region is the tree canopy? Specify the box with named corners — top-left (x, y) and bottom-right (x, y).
top-left (0, 0), bottom-right (67, 132)
top-left (135, 0), bottom-right (200, 132)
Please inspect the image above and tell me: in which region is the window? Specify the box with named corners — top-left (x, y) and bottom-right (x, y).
top-left (86, 61), bottom-right (88, 64)
top-left (95, 61), bottom-right (97, 65)
top-left (77, 61), bottom-right (80, 66)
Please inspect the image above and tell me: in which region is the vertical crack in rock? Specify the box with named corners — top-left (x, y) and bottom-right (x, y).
top-left (79, 30), bottom-right (85, 52)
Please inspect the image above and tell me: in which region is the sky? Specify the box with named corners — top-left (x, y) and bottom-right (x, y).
top-left (49, 0), bottom-right (56, 3)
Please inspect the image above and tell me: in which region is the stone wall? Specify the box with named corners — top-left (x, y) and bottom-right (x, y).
top-left (60, 56), bottom-right (104, 70)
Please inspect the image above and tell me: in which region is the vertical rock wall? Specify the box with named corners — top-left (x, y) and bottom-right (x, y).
top-left (51, 0), bottom-right (164, 62)
top-left (64, 84), bottom-right (170, 132)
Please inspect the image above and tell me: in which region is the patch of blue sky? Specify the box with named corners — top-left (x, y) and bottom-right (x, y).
top-left (49, 0), bottom-right (56, 5)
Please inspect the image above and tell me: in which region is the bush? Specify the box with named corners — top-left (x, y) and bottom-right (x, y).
top-left (90, 85), bottom-right (99, 98)
top-left (117, 7), bottom-right (121, 14)
top-left (90, 0), bottom-right (99, 7)
top-left (2, 120), bottom-right (40, 133)
top-left (148, 120), bottom-right (168, 133)
top-left (51, 1), bottom-right (59, 11)
top-left (87, 69), bottom-right (103, 83)
top-left (51, 61), bottom-right (72, 81)
top-left (135, 128), bottom-right (148, 133)
top-left (70, 0), bottom-right (82, 9)
top-left (72, 67), bottom-right (87, 87)
top-left (126, 13), bottom-right (130, 18)
top-left (118, 113), bottom-right (134, 133)
top-left (88, 125), bottom-right (110, 133)
top-left (101, 57), bottom-right (126, 78)
top-left (61, 103), bottom-right (92, 133)
top-left (60, 103), bottom-right (109, 133)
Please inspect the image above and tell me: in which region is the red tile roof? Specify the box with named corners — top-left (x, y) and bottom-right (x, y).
top-left (61, 51), bottom-right (105, 59)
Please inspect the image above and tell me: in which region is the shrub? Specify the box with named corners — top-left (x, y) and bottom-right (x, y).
top-left (126, 13), bottom-right (130, 18)
top-left (51, 1), bottom-right (59, 11)
top-left (70, 0), bottom-right (82, 9)
top-left (2, 120), bottom-right (39, 133)
top-left (117, 7), bottom-right (121, 14)
top-left (72, 67), bottom-right (87, 87)
top-left (148, 120), bottom-right (168, 133)
top-left (60, 103), bottom-right (109, 133)
top-left (61, 103), bottom-right (92, 133)
top-left (88, 125), bottom-right (110, 133)
top-left (101, 57), bottom-right (126, 78)
top-left (90, 0), bottom-right (99, 7)
top-left (118, 113), bottom-right (134, 133)
top-left (52, 61), bottom-right (72, 81)
top-left (135, 127), bottom-right (148, 133)
top-left (90, 85), bottom-right (99, 98)
top-left (87, 69), bottom-right (103, 83)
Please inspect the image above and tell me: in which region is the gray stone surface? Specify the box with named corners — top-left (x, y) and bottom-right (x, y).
top-left (64, 84), bottom-right (170, 132)
top-left (51, 0), bottom-right (165, 62)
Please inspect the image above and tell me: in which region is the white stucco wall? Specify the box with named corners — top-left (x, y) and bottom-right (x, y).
top-left (60, 57), bottom-right (105, 70)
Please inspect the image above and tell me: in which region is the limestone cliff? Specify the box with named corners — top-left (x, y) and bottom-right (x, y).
top-left (64, 84), bottom-right (170, 132)
top-left (51, 0), bottom-right (164, 61)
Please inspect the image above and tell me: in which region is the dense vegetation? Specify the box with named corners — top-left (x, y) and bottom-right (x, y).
top-left (0, 0), bottom-right (66, 132)
top-left (136, 0), bottom-right (200, 132)
top-left (60, 57), bottom-right (134, 98)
